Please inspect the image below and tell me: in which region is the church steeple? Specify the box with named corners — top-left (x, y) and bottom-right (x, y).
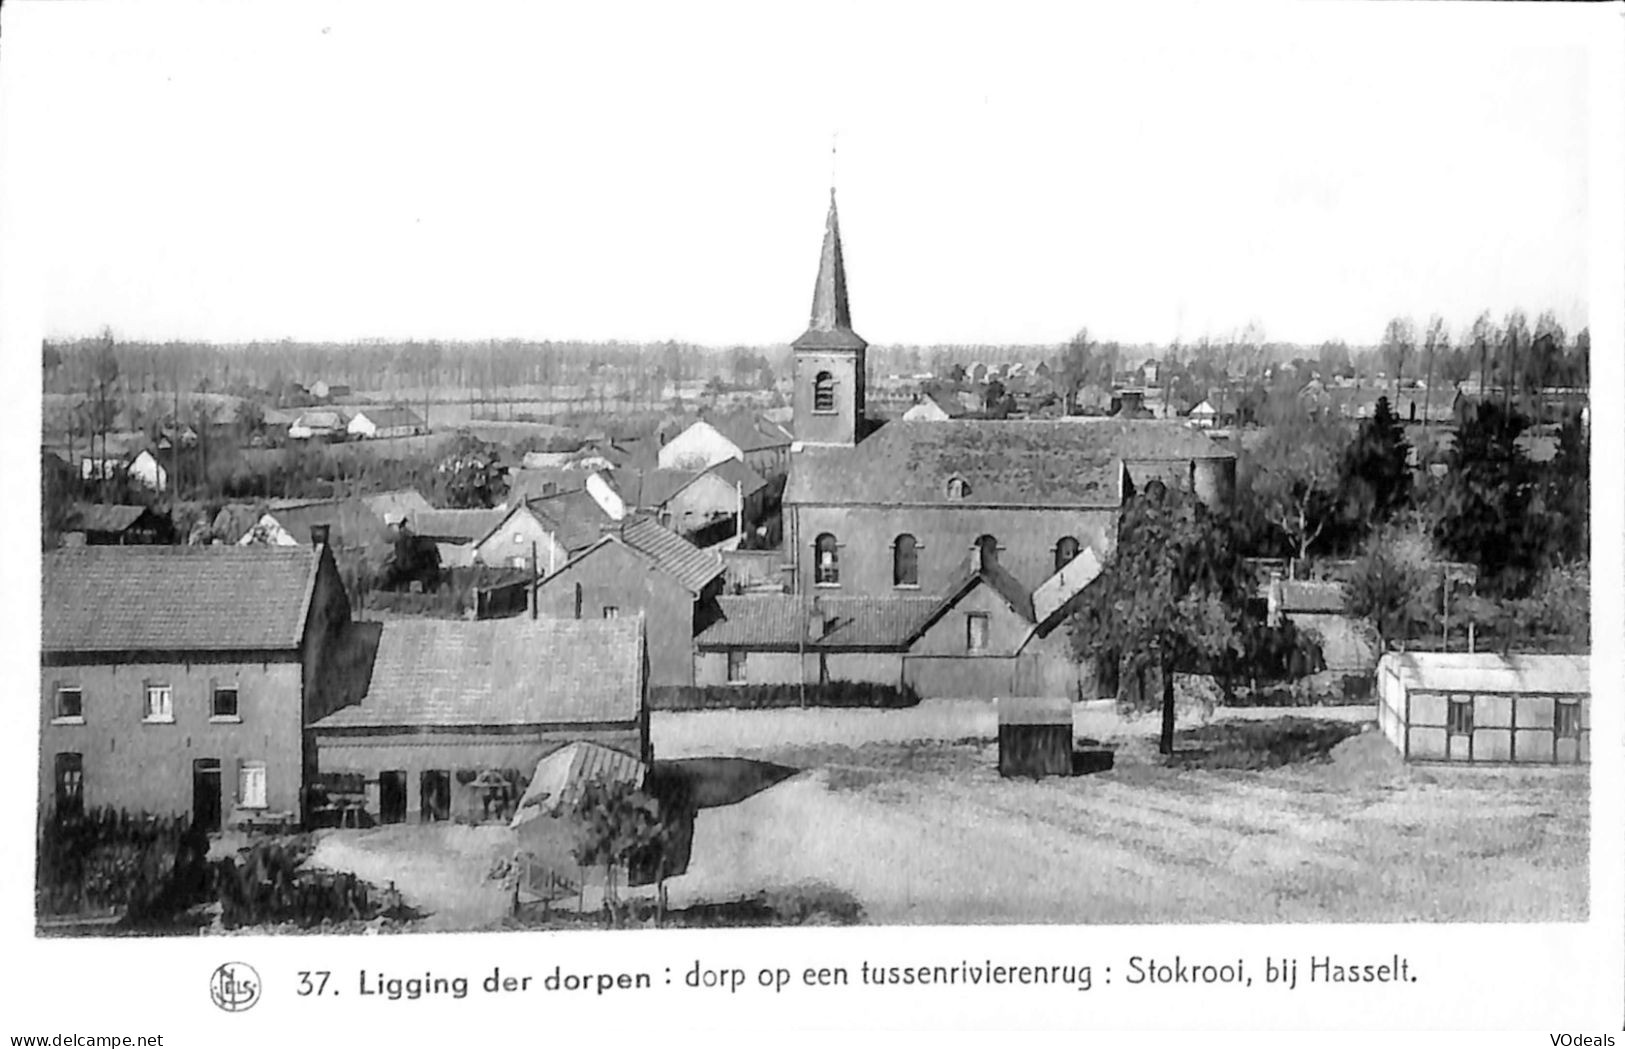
top-left (791, 189), bottom-right (868, 447)
top-left (793, 191), bottom-right (867, 352)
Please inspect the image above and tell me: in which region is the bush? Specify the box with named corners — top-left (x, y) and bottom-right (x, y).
top-left (1226, 673), bottom-right (1374, 707)
top-left (651, 681), bottom-right (922, 711)
top-left (213, 838), bottom-right (402, 929)
top-left (36, 808), bottom-right (210, 922)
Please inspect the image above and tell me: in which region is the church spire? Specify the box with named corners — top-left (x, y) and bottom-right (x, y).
top-left (793, 191), bottom-right (867, 351)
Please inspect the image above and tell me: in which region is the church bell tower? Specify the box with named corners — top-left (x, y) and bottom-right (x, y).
top-left (791, 191), bottom-right (867, 447)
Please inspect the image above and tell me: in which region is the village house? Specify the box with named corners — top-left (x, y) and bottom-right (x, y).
top-left (531, 516), bottom-right (726, 689)
top-left (288, 409), bottom-right (348, 441)
top-left (347, 406), bottom-right (428, 440)
top-left (61, 503), bottom-right (173, 546)
top-left (658, 414), bottom-right (794, 477)
top-left (310, 381), bottom-right (352, 402)
top-left (468, 488), bottom-right (618, 572)
top-left (901, 391), bottom-right (970, 422)
top-left (309, 616), bottom-right (649, 824)
top-left (609, 463), bottom-right (762, 544)
top-left (241, 498), bottom-right (392, 550)
top-left (40, 544), bottom-right (362, 829)
top-left (407, 508), bottom-right (509, 569)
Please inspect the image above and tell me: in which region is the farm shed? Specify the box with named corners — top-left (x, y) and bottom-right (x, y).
top-left (1376, 652), bottom-right (1590, 764)
top-left (997, 696), bottom-right (1073, 779)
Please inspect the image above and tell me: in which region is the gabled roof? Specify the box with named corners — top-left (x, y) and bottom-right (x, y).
top-left (361, 489), bottom-right (433, 521)
top-left (43, 545), bottom-right (322, 654)
top-left (704, 457), bottom-right (768, 498)
top-left (1031, 546), bottom-right (1105, 629)
top-left (708, 415), bottom-right (794, 454)
top-left (292, 409), bottom-right (347, 429)
top-left (262, 498), bottom-right (391, 547)
top-left (695, 594), bottom-right (941, 650)
top-left (788, 419), bottom-right (1230, 508)
top-left (353, 407), bottom-right (425, 429)
top-left (409, 507), bottom-right (508, 544)
top-left (616, 517), bottom-right (725, 592)
top-left (311, 617), bottom-right (645, 729)
top-left (911, 561), bottom-right (1037, 641)
top-left (64, 503), bottom-right (159, 534)
top-left (791, 192), bottom-right (867, 353)
top-left (525, 488), bottom-right (618, 553)
top-left (506, 467), bottom-right (591, 503)
top-left (608, 467), bottom-right (702, 510)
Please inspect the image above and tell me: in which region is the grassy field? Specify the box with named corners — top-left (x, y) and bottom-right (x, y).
top-left (296, 705), bottom-right (1586, 930)
top-left (659, 728), bottom-right (1585, 925)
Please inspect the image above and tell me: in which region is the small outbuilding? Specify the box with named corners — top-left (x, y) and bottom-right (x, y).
top-left (1376, 652), bottom-right (1590, 764)
top-left (997, 696), bottom-right (1073, 779)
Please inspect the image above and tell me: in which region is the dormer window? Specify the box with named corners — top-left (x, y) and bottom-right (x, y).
top-left (813, 372), bottom-right (837, 413)
top-left (945, 476), bottom-right (971, 500)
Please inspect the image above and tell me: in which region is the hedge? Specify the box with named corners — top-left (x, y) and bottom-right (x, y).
top-left (651, 681), bottom-right (922, 711)
top-left (1224, 673), bottom-right (1375, 708)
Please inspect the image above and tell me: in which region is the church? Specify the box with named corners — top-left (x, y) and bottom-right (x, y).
top-left (692, 192), bottom-right (1236, 700)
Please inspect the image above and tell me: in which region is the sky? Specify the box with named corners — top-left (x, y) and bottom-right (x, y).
top-left (0, 1), bottom-right (1605, 349)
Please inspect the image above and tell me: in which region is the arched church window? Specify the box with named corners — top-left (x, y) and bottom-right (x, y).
top-left (893, 534), bottom-right (919, 587)
top-left (974, 534), bottom-right (999, 569)
top-left (945, 476), bottom-right (971, 500)
top-left (814, 372), bottom-right (836, 413)
top-left (1055, 536), bottom-right (1081, 572)
top-left (815, 533), bottom-right (840, 585)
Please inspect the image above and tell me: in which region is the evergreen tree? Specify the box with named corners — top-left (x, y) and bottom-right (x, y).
top-left (1433, 402), bottom-right (1546, 595)
top-left (1340, 395), bottom-right (1412, 531)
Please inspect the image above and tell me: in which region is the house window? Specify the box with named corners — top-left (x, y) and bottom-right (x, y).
top-left (945, 476), bottom-right (971, 500)
top-left (238, 761), bottom-right (268, 810)
top-left (814, 533), bottom-right (840, 586)
top-left (511, 555), bottom-right (528, 569)
top-left (1055, 536), bottom-right (1081, 572)
top-left (54, 685), bottom-right (83, 722)
top-left (966, 612), bottom-right (990, 653)
top-left (893, 534), bottom-right (919, 587)
top-left (55, 753), bottom-right (84, 818)
top-left (602, 606), bottom-right (620, 619)
top-left (974, 534), bottom-right (1000, 568)
top-left (143, 684), bottom-right (173, 723)
top-left (211, 685), bottom-right (239, 720)
top-left (1555, 700), bottom-right (1582, 739)
top-left (1446, 697), bottom-right (1473, 735)
top-left (813, 371), bottom-right (836, 413)
top-left (727, 651), bottom-right (747, 683)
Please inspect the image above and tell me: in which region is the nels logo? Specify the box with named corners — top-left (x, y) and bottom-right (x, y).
top-left (210, 962), bottom-right (262, 1013)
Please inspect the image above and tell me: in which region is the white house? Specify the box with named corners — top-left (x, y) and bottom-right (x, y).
top-left (289, 409), bottom-right (348, 441)
top-left (127, 449), bottom-right (168, 492)
top-left (348, 407), bottom-right (427, 439)
top-left (1188, 400), bottom-right (1217, 428)
top-left (657, 416), bottom-right (793, 476)
top-left (902, 393), bottom-right (962, 422)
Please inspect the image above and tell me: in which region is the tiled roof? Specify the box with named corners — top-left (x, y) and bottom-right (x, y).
top-left (614, 517), bottom-right (725, 592)
top-left (710, 415), bottom-right (793, 454)
top-left (506, 467), bottom-right (591, 503)
top-left (704, 457), bottom-right (768, 498)
top-left (292, 409), bottom-right (347, 430)
top-left (527, 489), bottom-right (617, 553)
top-left (695, 594), bottom-right (940, 650)
top-left (312, 617), bottom-right (645, 729)
top-left (1380, 652), bottom-right (1589, 696)
top-left (65, 503), bottom-right (154, 534)
top-left (43, 545), bottom-right (320, 654)
top-left (361, 489), bottom-right (433, 521)
top-left (265, 498), bottom-right (391, 547)
top-left (355, 407), bottom-right (425, 429)
top-left (608, 468), bottom-right (701, 510)
top-left (787, 419), bottom-right (1231, 507)
top-left (409, 508), bottom-right (508, 544)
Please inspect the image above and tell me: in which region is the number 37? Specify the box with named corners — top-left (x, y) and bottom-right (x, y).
top-left (297, 971), bottom-right (332, 996)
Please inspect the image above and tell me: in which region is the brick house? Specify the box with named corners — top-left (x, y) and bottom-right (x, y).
top-left (40, 544), bottom-right (360, 830)
top-left (531, 517), bottom-right (725, 689)
top-left (310, 617), bottom-right (649, 824)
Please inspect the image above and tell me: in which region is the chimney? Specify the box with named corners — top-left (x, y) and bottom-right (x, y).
top-left (310, 524), bottom-right (331, 547)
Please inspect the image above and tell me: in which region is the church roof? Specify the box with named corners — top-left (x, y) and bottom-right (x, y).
top-left (792, 192), bottom-right (867, 353)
